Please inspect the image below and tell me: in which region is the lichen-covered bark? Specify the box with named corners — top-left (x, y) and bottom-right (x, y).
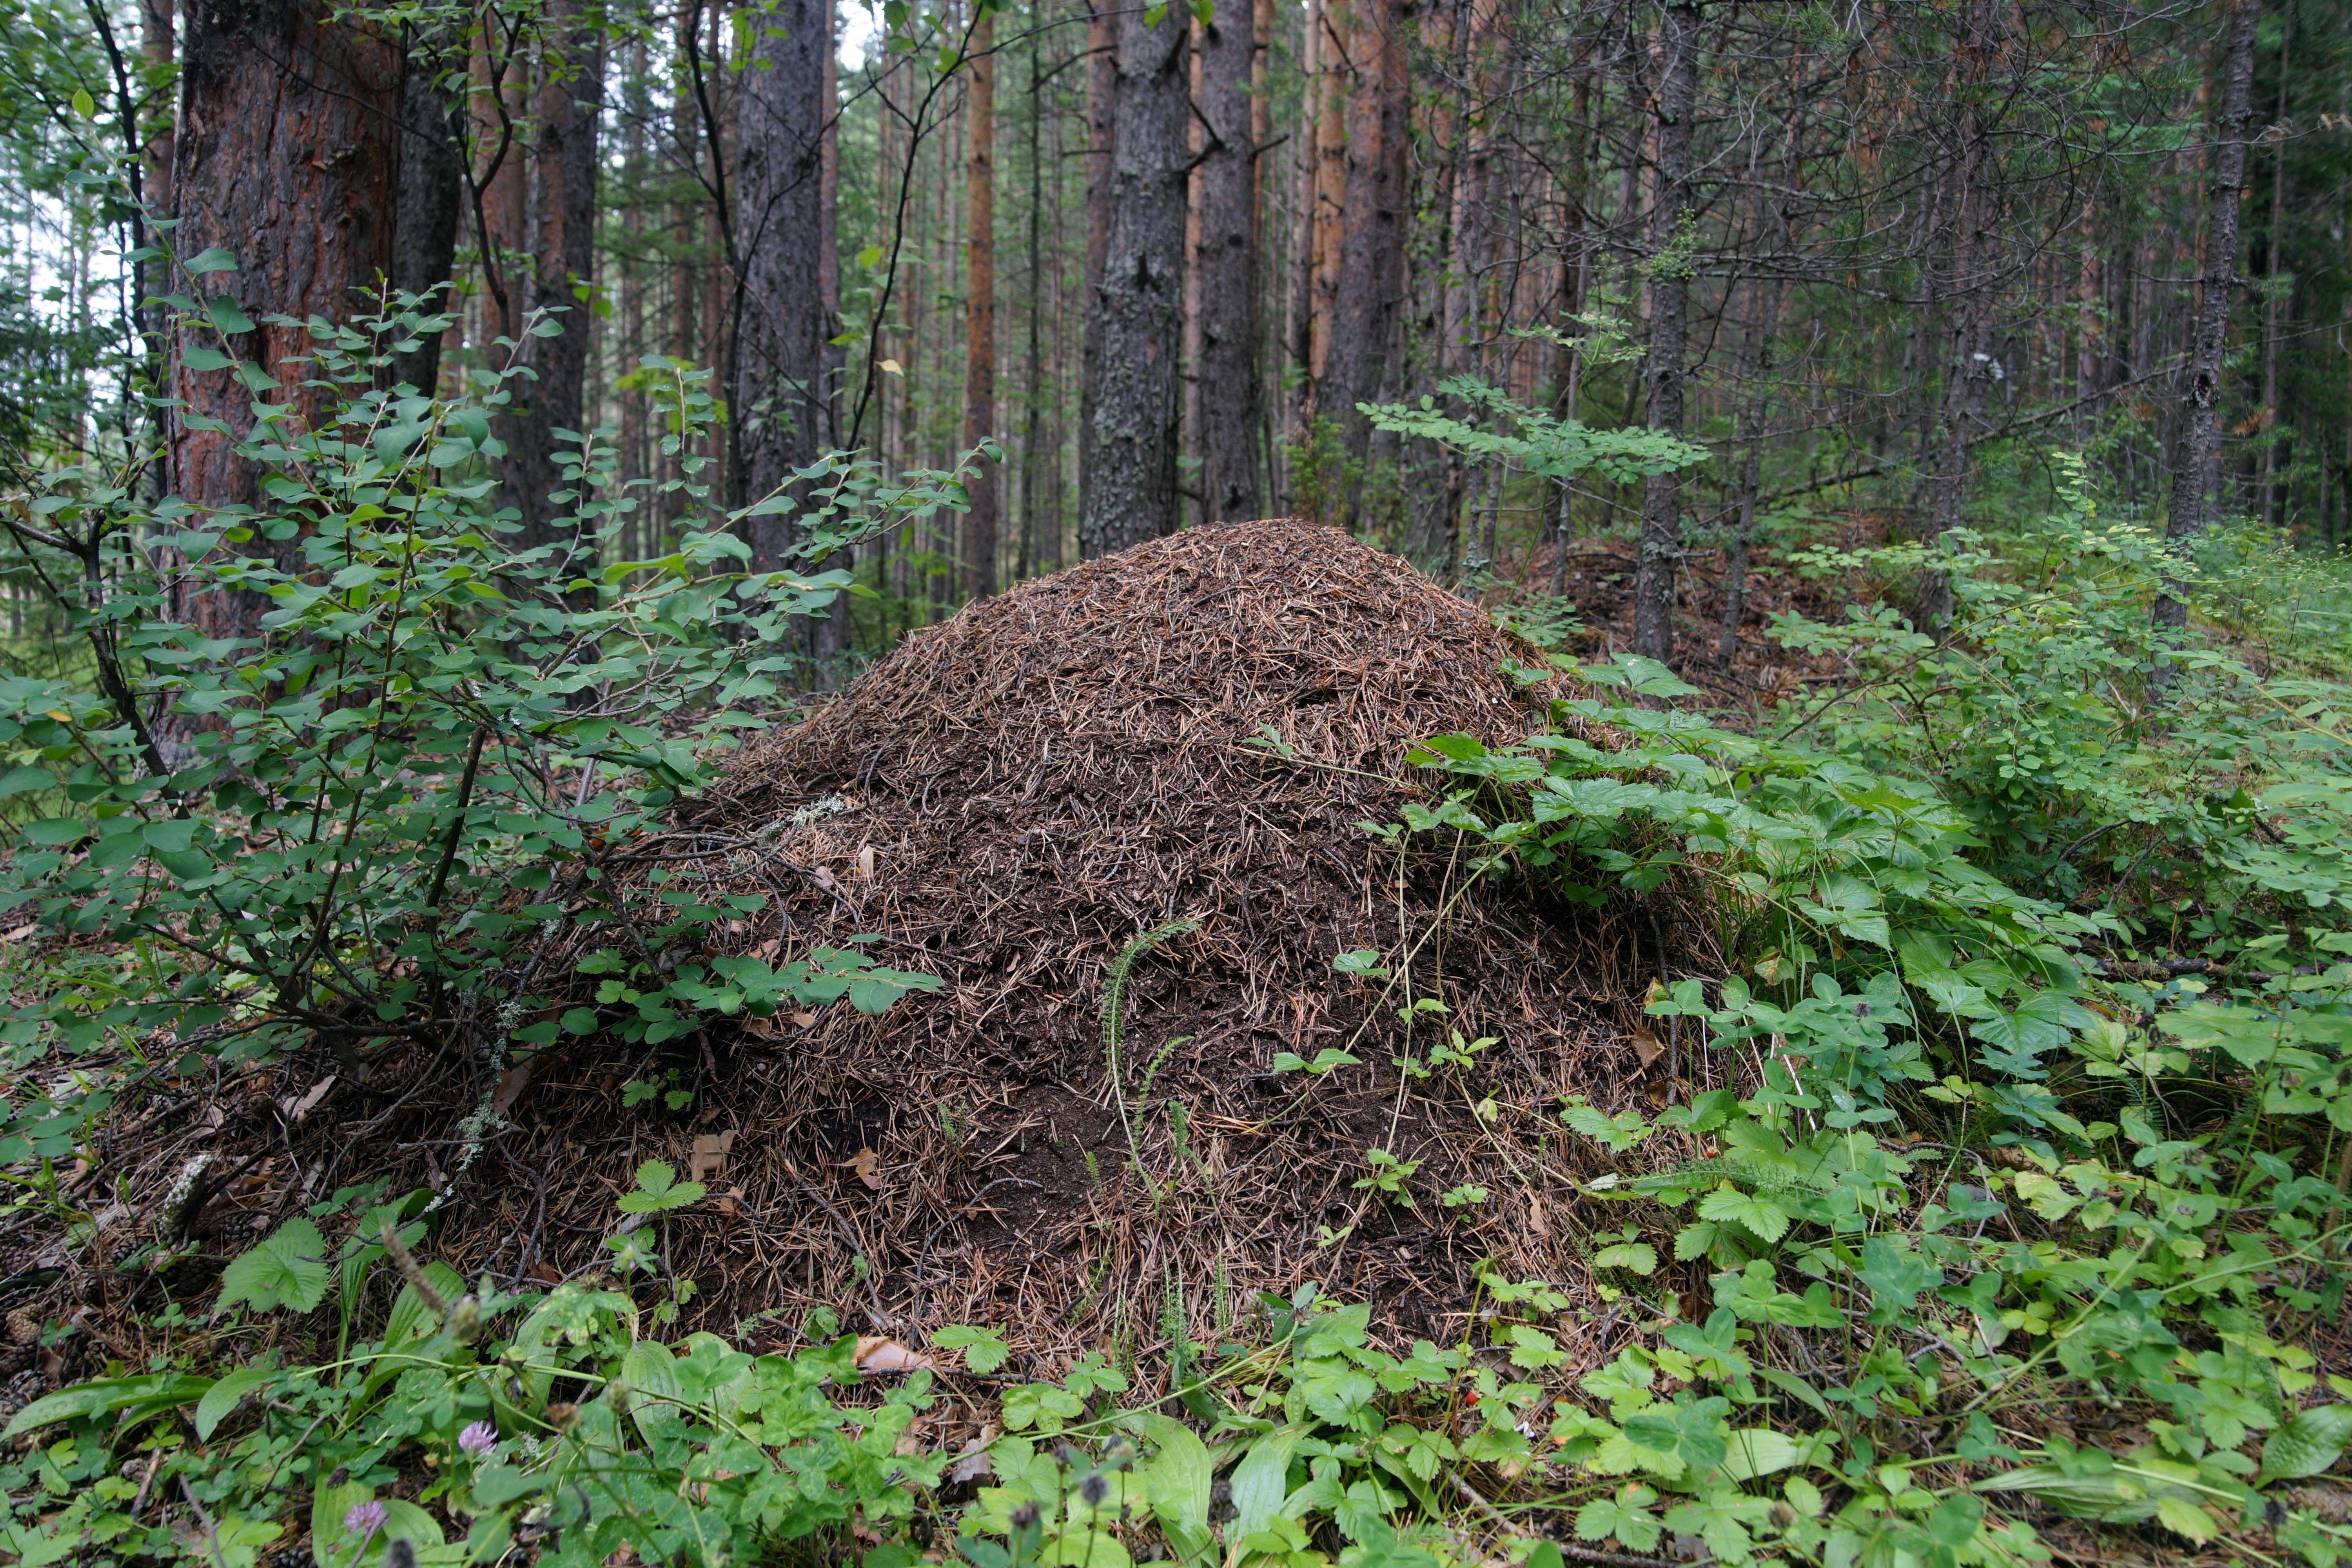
top-left (1078, 1), bottom-right (1188, 557)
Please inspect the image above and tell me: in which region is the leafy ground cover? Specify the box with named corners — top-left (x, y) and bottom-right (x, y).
top-left (4, 287), bottom-right (2352, 1566)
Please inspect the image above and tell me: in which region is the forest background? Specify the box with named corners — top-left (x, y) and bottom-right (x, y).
top-left (0, 0), bottom-right (2346, 652)
top-left (5, 0), bottom-right (2352, 1564)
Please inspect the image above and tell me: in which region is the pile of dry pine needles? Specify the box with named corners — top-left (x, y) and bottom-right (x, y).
top-left (30, 519), bottom-right (1730, 1386)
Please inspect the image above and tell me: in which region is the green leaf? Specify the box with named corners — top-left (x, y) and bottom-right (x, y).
top-left (1575, 1486), bottom-right (1662, 1553)
top-left (70, 87), bottom-right (94, 118)
top-left (1695, 1183), bottom-right (1789, 1244)
top-left (1, 1373), bottom-right (214, 1438)
top-left (932, 1324), bottom-right (1009, 1374)
top-left (1125, 1412), bottom-right (1214, 1563)
top-left (194, 1366), bottom-right (275, 1439)
top-left (2259, 1405), bottom-right (2352, 1486)
top-left (184, 247), bottom-right (239, 274)
top-left (1592, 1243), bottom-right (1657, 1276)
top-left (0, 766), bottom-right (53, 795)
top-left (1562, 1100), bottom-right (1650, 1152)
top-left (1228, 1427), bottom-right (1303, 1541)
top-left (214, 1217), bottom-right (330, 1316)
top-left (206, 296), bottom-right (256, 336)
top-left (2152, 1494), bottom-right (2217, 1542)
top-left (384, 1261), bottom-right (466, 1345)
top-left (1720, 1429), bottom-right (1802, 1480)
top-left (1855, 1235), bottom-right (1944, 1316)
top-left (617, 1159), bottom-right (706, 1212)
top-left (312, 1477), bottom-right (372, 1568)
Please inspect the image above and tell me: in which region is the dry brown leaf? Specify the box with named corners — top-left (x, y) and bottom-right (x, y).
top-left (853, 1336), bottom-right (934, 1372)
top-left (530, 1261), bottom-right (561, 1285)
top-left (491, 1060), bottom-right (532, 1116)
top-left (1629, 1027), bottom-right (1664, 1069)
top-left (857, 844), bottom-right (877, 882)
top-left (790, 1011), bottom-right (816, 1029)
top-left (1525, 1191), bottom-right (1549, 1236)
top-left (1, 922), bottom-right (36, 943)
top-left (838, 1148), bottom-right (883, 1190)
top-left (948, 1441), bottom-right (996, 1485)
top-left (690, 1130), bottom-right (737, 1185)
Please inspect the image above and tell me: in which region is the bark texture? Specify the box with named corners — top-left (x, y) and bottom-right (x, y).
top-left (1078, 1), bottom-right (1188, 557)
top-left (484, 0), bottom-right (604, 555)
top-left (737, 0), bottom-right (837, 564)
top-left (1628, 0), bottom-right (1699, 662)
top-left (1194, 0), bottom-right (1262, 521)
top-left (964, 9), bottom-right (999, 597)
top-left (169, 0), bottom-right (402, 643)
top-left (392, 42), bottom-right (464, 394)
top-left (1323, 0), bottom-right (1408, 461)
top-left (2155, 0), bottom-right (2259, 630)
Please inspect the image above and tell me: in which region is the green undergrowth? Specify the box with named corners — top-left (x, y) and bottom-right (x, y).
top-left (10, 407), bottom-right (2352, 1568)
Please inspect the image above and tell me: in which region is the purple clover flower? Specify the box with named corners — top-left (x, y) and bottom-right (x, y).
top-left (343, 1500), bottom-right (388, 1540)
top-left (457, 1420), bottom-right (498, 1459)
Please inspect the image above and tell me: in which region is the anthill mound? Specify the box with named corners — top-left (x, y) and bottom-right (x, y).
top-left (436, 520), bottom-right (1715, 1361)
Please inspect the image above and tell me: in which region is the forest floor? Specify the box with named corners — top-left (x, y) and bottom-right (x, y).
top-left (5, 516), bottom-right (2352, 1568)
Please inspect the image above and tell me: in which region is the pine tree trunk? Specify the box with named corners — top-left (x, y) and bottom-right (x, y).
top-left (2258, 21), bottom-right (2288, 526)
top-left (1627, 0), bottom-right (1698, 662)
top-left (1322, 0), bottom-right (1408, 476)
top-left (168, 0), bottom-right (402, 642)
top-left (1287, 0), bottom-right (1322, 446)
top-left (964, 8), bottom-right (1000, 596)
top-left (1078, 0), bottom-right (1187, 556)
top-left (508, 0), bottom-right (603, 555)
top-left (1194, 0), bottom-right (1262, 521)
top-left (736, 0), bottom-right (834, 564)
top-left (2155, 0), bottom-right (2258, 632)
top-left (1303, 0), bottom-right (1347, 439)
top-left (392, 36), bottom-right (464, 395)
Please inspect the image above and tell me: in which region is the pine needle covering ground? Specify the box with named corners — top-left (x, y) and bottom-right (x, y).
top-left (461, 518), bottom-right (1713, 1363)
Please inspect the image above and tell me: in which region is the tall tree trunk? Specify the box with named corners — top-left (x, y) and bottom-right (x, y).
top-left (1078, 0), bottom-right (1187, 556)
top-left (137, 0), bottom-right (174, 413)
top-left (1194, 0), bottom-right (1262, 521)
top-left (1020, 17), bottom-right (1046, 577)
top-left (508, 0), bottom-right (604, 556)
top-left (168, 0), bottom-right (402, 644)
top-left (1320, 0), bottom-right (1406, 474)
top-left (1301, 0), bottom-right (1347, 442)
top-left (392, 38), bottom-right (464, 394)
top-left (2258, 17), bottom-right (2288, 526)
top-left (736, 0), bottom-right (834, 559)
top-left (142, 0), bottom-right (173, 208)
top-left (1286, 0), bottom-right (1319, 441)
top-left (964, 8), bottom-right (999, 596)
top-left (2155, 0), bottom-right (2258, 633)
top-left (1627, 0), bottom-right (1698, 662)
top-left (1251, 0), bottom-right (1276, 501)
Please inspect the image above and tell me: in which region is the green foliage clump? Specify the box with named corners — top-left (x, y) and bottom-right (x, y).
top-left (0, 271), bottom-right (973, 1161)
